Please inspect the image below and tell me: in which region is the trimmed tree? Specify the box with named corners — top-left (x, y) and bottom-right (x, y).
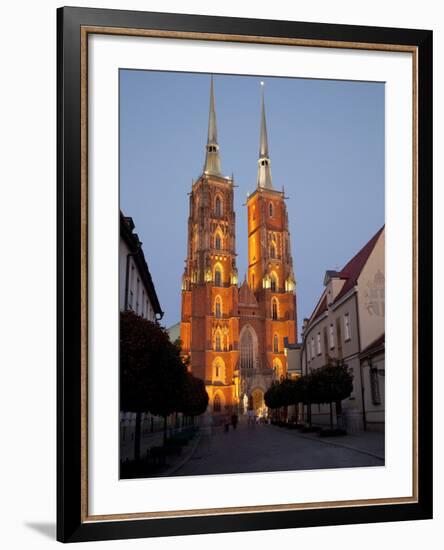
top-left (120, 311), bottom-right (187, 459)
top-left (311, 362), bottom-right (354, 429)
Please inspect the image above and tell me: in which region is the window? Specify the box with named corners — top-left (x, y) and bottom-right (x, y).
top-left (269, 202), bottom-right (273, 217)
top-left (270, 273), bottom-right (277, 292)
top-left (370, 365), bottom-right (381, 405)
top-left (273, 334), bottom-right (279, 353)
top-left (316, 333), bottom-right (321, 355)
top-left (270, 242), bottom-right (276, 259)
top-left (329, 324), bottom-right (335, 349)
top-left (272, 299), bottom-right (278, 320)
top-left (214, 268), bottom-right (222, 286)
top-left (215, 334), bottom-right (221, 351)
top-left (136, 277), bottom-right (140, 312)
top-left (240, 330), bottom-right (254, 369)
top-left (251, 273), bottom-right (255, 289)
top-left (215, 364), bottom-right (219, 377)
top-left (215, 196), bottom-right (222, 216)
top-left (215, 234), bottom-right (221, 250)
top-left (344, 313), bottom-right (351, 341)
top-left (311, 338), bottom-right (315, 358)
top-left (215, 297), bottom-right (222, 318)
top-left (213, 394), bottom-right (221, 412)
top-left (142, 290), bottom-right (145, 317)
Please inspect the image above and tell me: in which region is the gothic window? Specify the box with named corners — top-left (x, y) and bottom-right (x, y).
top-left (215, 234), bottom-right (222, 250)
top-left (269, 202), bottom-right (274, 217)
top-left (271, 298), bottom-right (278, 320)
top-left (270, 242), bottom-right (277, 259)
top-left (223, 334), bottom-right (228, 351)
top-left (215, 196), bottom-right (222, 217)
top-left (214, 267), bottom-right (222, 286)
top-left (215, 333), bottom-right (221, 351)
top-left (270, 273), bottom-right (277, 292)
top-left (240, 329), bottom-right (254, 369)
top-left (316, 332), bottom-right (321, 355)
top-left (213, 394), bottom-right (221, 412)
top-left (273, 334), bottom-right (279, 353)
top-left (215, 296), bottom-right (222, 318)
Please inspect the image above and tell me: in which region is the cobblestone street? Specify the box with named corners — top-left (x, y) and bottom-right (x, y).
top-left (173, 421), bottom-right (384, 477)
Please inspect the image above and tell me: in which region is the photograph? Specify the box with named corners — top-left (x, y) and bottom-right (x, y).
top-left (118, 69), bottom-right (385, 479)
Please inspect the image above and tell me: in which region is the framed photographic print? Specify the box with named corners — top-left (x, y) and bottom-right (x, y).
top-left (57, 6), bottom-right (433, 543)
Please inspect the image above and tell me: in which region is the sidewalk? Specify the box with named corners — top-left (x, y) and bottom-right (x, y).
top-left (276, 425), bottom-right (385, 461)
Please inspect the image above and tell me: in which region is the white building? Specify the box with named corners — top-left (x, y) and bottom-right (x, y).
top-left (119, 212), bottom-right (163, 320)
top-left (301, 227), bottom-right (385, 432)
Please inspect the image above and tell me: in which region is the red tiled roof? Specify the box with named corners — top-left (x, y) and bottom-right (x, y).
top-left (333, 226), bottom-right (384, 304)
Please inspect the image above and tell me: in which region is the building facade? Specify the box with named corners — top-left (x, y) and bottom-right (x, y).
top-left (301, 227), bottom-right (385, 431)
top-left (119, 212), bottom-right (163, 320)
top-left (180, 79), bottom-right (298, 417)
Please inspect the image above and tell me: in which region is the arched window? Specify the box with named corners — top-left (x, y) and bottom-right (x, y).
top-left (272, 298), bottom-right (278, 320)
top-left (273, 334), bottom-right (279, 353)
top-left (213, 394), bottom-right (221, 412)
top-left (215, 196), bottom-right (222, 217)
top-left (270, 273), bottom-right (277, 292)
top-left (215, 234), bottom-right (221, 250)
top-left (270, 242), bottom-right (277, 259)
top-left (214, 266), bottom-right (222, 286)
top-left (215, 333), bottom-right (221, 351)
top-left (240, 329), bottom-right (254, 369)
top-left (215, 296), bottom-right (222, 318)
top-left (269, 202), bottom-right (274, 217)
top-left (223, 334), bottom-right (228, 351)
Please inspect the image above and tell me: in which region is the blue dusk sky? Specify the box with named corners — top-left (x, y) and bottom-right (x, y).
top-left (120, 70), bottom-right (384, 334)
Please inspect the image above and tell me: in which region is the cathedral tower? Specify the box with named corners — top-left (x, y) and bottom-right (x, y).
top-left (180, 78), bottom-right (240, 416)
top-left (244, 84), bottom-right (297, 382)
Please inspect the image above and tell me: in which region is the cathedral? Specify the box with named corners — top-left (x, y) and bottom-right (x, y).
top-left (180, 78), bottom-right (297, 417)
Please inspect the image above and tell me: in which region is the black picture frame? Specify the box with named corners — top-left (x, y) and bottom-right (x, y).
top-left (57, 6), bottom-right (433, 543)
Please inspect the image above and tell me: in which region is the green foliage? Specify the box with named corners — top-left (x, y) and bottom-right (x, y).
top-left (120, 311), bottom-right (187, 416)
top-left (181, 373), bottom-right (209, 417)
top-left (264, 363), bottom-right (353, 410)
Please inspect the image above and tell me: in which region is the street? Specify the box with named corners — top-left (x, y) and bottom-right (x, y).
top-left (173, 421), bottom-right (384, 477)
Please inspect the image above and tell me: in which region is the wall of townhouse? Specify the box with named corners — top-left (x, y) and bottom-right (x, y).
top-left (119, 236), bottom-right (156, 321)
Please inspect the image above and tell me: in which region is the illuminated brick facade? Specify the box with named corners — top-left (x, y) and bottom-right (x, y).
top-left (180, 79), bottom-right (297, 416)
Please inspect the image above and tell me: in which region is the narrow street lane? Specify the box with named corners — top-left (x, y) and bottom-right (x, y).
top-left (174, 421), bottom-right (384, 477)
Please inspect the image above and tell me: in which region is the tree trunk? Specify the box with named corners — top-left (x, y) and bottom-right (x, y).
top-left (308, 403), bottom-right (312, 427)
top-left (134, 411), bottom-right (142, 462)
top-left (336, 400), bottom-right (342, 428)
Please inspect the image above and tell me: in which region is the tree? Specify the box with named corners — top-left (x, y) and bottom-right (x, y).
top-left (120, 311), bottom-right (187, 459)
top-left (310, 362), bottom-right (354, 429)
top-left (181, 373), bottom-right (209, 418)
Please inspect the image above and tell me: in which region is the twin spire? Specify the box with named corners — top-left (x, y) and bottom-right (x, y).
top-left (203, 77), bottom-right (274, 190)
top-left (203, 76), bottom-right (222, 176)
